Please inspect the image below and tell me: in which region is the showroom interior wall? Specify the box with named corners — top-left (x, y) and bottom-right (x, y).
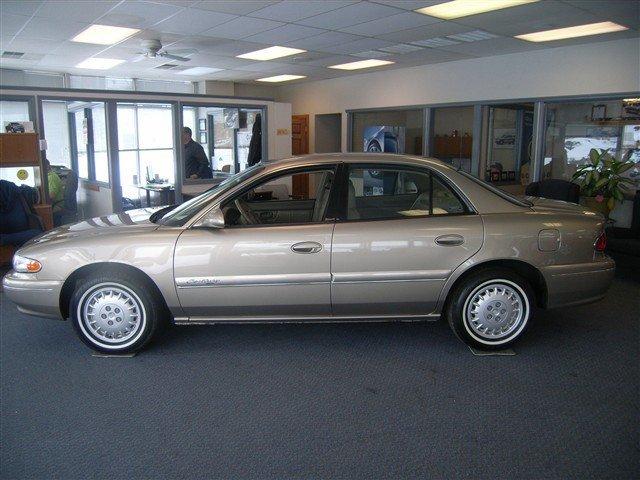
top-left (277, 38), bottom-right (639, 154)
top-left (0, 84), bottom-right (291, 217)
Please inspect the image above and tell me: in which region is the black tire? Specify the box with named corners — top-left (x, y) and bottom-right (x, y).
top-left (446, 268), bottom-right (534, 350)
top-left (70, 272), bottom-right (164, 354)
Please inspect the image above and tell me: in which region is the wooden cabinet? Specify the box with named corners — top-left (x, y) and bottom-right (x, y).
top-left (433, 134), bottom-right (472, 159)
top-left (0, 132), bottom-right (53, 231)
top-left (0, 133), bottom-right (40, 167)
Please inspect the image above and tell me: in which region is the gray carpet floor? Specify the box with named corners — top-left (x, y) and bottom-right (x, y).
top-left (1, 275), bottom-right (638, 479)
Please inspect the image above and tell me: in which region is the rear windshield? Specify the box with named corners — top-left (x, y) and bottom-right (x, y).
top-left (452, 167), bottom-right (533, 208)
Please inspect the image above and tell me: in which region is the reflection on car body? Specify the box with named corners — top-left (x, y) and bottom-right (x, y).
top-left (3, 154), bottom-right (614, 354)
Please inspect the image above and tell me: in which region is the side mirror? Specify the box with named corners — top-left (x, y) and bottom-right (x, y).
top-left (194, 207), bottom-right (225, 229)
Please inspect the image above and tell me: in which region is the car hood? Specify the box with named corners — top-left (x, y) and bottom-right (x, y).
top-left (525, 196), bottom-right (600, 216)
top-left (24, 207), bottom-right (164, 247)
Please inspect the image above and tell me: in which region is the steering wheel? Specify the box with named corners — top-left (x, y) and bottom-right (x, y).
top-left (234, 198), bottom-right (259, 225)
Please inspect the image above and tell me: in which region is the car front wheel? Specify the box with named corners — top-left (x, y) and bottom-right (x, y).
top-left (70, 274), bottom-right (162, 354)
top-left (446, 269), bottom-right (533, 350)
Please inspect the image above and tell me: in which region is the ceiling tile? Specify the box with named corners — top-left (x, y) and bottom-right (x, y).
top-left (235, 61), bottom-right (293, 72)
top-left (329, 37), bottom-right (395, 54)
top-left (248, 0), bottom-right (356, 22)
top-left (193, 0), bottom-right (278, 15)
top-left (393, 48), bottom-right (473, 65)
top-left (350, 49), bottom-right (393, 58)
top-left (339, 11), bottom-right (440, 36)
top-left (379, 43), bottom-right (423, 53)
top-left (200, 17), bottom-right (284, 40)
top-left (1, 13), bottom-right (32, 37)
top-left (439, 37), bottom-right (544, 56)
top-left (35, 0), bottom-right (119, 23)
top-left (1, 36), bottom-right (58, 55)
top-left (192, 40), bottom-right (270, 56)
top-left (566, 0), bottom-right (640, 28)
top-left (51, 41), bottom-right (106, 58)
top-left (298, 54), bottom-right (359, 66)
top-left (0, 0), bottom-right (44, 16)
top-left (368, 0), bottom-right (443, 10)
top-left (183, 53), bottom-right (253, 68)
top-left (479, 10), bottom-right (602, 37)
top-left (19, 17), bottom-right (89, 41)
top-left (97, 0), bottom-right (183, 29)
top-left (453, 1), bottom-right (594, 32)
top-left (243, 24), bottom-right (327, 44)
top-left (153, 8), bottom-right (237, 35)
top-left (375, 21), bottom-right (470, 43)
top-left (148, 0), bottom-right (199, 6)
top-left (296, 2), bottom-right (402, 29)
top-left (284, 31), bottom-right (365, 50)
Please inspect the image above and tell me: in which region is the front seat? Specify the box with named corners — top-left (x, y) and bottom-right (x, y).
top-left (312, 172), bottom-right (333, 222)
top-left (410, 191), bottom-right (430, 212)
top-left (347, 179), bottom-right (360, 219)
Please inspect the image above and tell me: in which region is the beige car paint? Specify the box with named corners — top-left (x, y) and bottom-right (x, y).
top-left (3, 154), bottom-right (615, 325)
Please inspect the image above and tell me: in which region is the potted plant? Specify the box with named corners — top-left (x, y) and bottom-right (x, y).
top-left (572, 148), bottom-right (637, 218)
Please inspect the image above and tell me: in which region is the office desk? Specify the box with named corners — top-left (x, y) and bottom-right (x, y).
top-left (139, 184), bottom-right (174, 207)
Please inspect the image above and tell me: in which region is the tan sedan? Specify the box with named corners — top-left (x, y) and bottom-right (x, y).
top-left (3, 154), bottom-right (615, 353)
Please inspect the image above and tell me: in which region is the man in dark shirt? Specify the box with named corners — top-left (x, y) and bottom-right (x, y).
top-left (182, 127), bottom-right (212, 179)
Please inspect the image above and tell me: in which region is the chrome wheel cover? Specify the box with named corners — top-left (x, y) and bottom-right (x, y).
top-left (77, 283), bottom-right (146, 349)
top-left (463, 279), bottom-right (529, 344)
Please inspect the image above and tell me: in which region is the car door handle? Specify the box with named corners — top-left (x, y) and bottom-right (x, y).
top-left (435, 234), bottom-right (464, 246)
top-left (291, 241), bottom-right (323, 254)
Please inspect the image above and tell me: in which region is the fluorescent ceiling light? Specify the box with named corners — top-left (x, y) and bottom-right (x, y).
top-left (329, 59), bottom-right (394, 70)
top-left (416, 0), bottom-right (538, 19)
top-left (257, 74), bottom-right (306, 82)
top-left (515, 21), bottom-right (628, 42)
top-left (178, 67), bottom-right (223, 75)
top-left (75, 57), bottom-right (125, 70)
top-left (237, 46), bottom-right (306, 61)
top-left (72, 24), bottom-right (139, 45)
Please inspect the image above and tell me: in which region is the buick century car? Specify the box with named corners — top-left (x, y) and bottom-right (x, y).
top-left (3, 154), bottom-right (615, 353)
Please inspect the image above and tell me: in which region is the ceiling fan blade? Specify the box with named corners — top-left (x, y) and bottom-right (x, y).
top-left (160, 52), bottom-right (191, 62)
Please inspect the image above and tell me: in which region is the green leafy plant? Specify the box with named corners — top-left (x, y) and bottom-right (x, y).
top-left (571, 148), bottom-right (637, 211)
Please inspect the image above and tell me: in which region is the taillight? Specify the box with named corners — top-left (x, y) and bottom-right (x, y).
top-left (594, 231), bottom-right (607, 252)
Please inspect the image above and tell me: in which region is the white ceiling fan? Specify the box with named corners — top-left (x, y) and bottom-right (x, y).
top-left (131, 39), bottom-right (196, 63)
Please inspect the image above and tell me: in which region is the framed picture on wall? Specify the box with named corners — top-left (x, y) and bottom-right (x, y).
top-left (198, 118), bottom-right (206, 131)
top-left (591, 104), bottom-right (606, 121)
top-left (199, 131), bottom-right (207, 144)
top-left (493, 128), bottom-right (516, 149)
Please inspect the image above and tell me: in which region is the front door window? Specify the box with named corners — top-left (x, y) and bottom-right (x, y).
top-left (223, 168), bottom-right (335, 226)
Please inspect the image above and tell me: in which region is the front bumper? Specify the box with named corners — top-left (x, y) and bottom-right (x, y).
top-left (2, 271), bottom-right (64, 319)
top-left (542, 256), bottom-right (616, 309)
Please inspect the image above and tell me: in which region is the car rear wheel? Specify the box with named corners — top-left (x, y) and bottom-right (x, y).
top-left (446, 268), bottom-right (533, 350)
top-left (70, 274), bottom-right (162, 354)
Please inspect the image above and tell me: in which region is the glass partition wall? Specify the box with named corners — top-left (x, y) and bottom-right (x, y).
top-left (479, 103), bottom-right (535, 195)
top-left (351, 109), bottom-right (424, 155)
top-left (117, 102), bottom-right (175, 206)
top-left (182, 105), bottom-right (264, 179)
top-left (543, 99), bottom-right (639, 186)
top-left (431, 106), bottom-right (474, 173)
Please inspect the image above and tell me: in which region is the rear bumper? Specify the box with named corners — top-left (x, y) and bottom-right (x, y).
top-left (2, 271), bottom-right (64, 319)
top-left (542, 256), bottom-right (615, 309)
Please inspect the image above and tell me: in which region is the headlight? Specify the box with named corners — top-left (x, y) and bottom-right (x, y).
top-left (12, 255), bottom-right (42, 273)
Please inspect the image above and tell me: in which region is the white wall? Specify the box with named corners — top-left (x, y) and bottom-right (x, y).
top-left (277, 38), bottom-right (640, 153)
top-left (268, 102), bottom-right (292, 160)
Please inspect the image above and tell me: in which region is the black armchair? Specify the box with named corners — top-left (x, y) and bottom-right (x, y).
top-left (525, 179), bottom-right (581, 204)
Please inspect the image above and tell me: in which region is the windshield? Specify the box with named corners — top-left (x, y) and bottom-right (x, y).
top-left (159, 165), bottom-right (264, 227)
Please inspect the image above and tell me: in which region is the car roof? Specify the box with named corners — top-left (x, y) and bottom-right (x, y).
top-left (262, 153), bottom-right (448, 171)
